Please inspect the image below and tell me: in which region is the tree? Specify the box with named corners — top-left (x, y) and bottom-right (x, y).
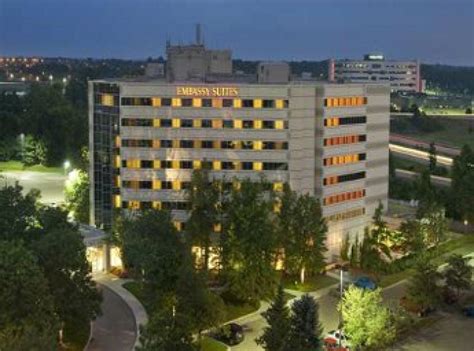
top-left (33, 209), bottom-right (102, 343)
top-left (256, 285), bottom-right (290, 351)
top-left (340, 233), bottom-right (350, 262)
top-left (428, 142), bottom-right (437, 174)
top-left (415, 169), bottom-right (438, 219)
top-left (185, 168), bottom-right (219, 271)
top-left (421, 204), bottom-right (448, 245)
top-left (64, 169), bottom-right (90, 223)
top-left (137, 306), bottom-right (196, 351)
top-left (0, 183), bottom-right (39, 242)
top-left (221, 179), bottom-right (278, 303)
top-left (408, 256), bottom-right (441, 310)
top-left (22, 134), bottom-right (47, 166)
top-left (119, 210), bottom-right (185, 300)
top-left (451, 145), bottom-right (474, 223)
top-left (0, 241), bottom-right (59, 350)
top-left (349, 235), bottom-right (359, 267)
top-left (444, 254), bottom-right (472, 299)
top-left (175, 253), bottom-right (225, 336)
top-left (278, 185), bottom-right (327, 283)
top-left (285, 294), bottom-right (323, 351)
top-left (399, 220), bottom-right (425, 254)
top-left (339, 286), bottom-right (396, 350)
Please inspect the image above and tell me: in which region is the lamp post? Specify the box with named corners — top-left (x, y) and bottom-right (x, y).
top-left (63, 160), bottom-right (71, 175)
top-left (335, 263), bottom-right (349, 348)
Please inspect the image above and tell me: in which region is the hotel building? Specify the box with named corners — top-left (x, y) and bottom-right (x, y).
top-left (89, 39), bottom-right (389, 260)
top-left (329, 54), bottom-right (422, 93)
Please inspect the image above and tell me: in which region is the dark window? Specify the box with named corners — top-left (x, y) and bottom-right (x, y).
top-left (121, 118), bottom-right (152, 127)
top-left (181, 98), bottom-right (193, 107)
top-left (242, 162), bottom-right (253, 170)
top-left (141, 160), bottom-right (153, 169)
top-left (359, 135), bottom-right (367, 142)
top-left (221, 141), bottom-right (234, 149)
top-left (202, 161), bottom-right (212, 169)
top-left (160, 119), bottom-right (172, 127)
top-left (263, 120), bottom-right (275, 129)
top-left (180, 119), bottom-right (193, 128)
top-left (181, 182), bottom-right (191, 190)
top-left (122, 201), bottom-right (128, 209)
top-left (180, 140), bottom-right (194, 148)
top-left (140, 181), bottom-right (152, 189)
top-left (202, 99), bottom-right (212, 107)
top-left (141, 201), bottom-right (152, 209)
top-left (339, 116), bottom-right (367, 125)
top-left (161, 140), bottom-right (173, 148)
top-left (359, 153), bottom-right (366, 161)
top-left (223, 99), bottom-right (233, 107)
top-left (180, 161), bottom-right (193, 169)
top-left (242, 99), bottom-right (254, 108)
top-left (263, 162), bottom-right (288, 171)
top-left (161, 181), bottom-right (172, 189)
top-left (161, 98), bottom-right (172, 106)
top-left (201, 119), bottom-right (212, 128)
top-left (161, 161), bottom-right (172, 169)
top-left (241, 141), bottom-right (254, 149)
top-left (222, 162), bottom-right (235, 170)
top-left (121, 160), bottom-right (127, 168)
top-left (202, 140), bottom-right (214, 149)
top-left (223, 120), bottom-right (233, 128)
top-left (263, 141), bottom-right (275, 150)
top-left (263, 100), bottom-right (275, 108)
top-left (243, 120), bottom-right (254, 129)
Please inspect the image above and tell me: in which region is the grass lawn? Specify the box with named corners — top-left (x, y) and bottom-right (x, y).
top-left (281, 274), bottom-right (338, 292)
top-left (379, 233), bottom-right (474, 288)
top-left (61, 320), bottom-right (91, 351)
top-left (0, 160), bottom-right (63, 174)
top-left (199, 336), bottom-right (228, 351)
top-left (394, 117), bottom-right (474, 149)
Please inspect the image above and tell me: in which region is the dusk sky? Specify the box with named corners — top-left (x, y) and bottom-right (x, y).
top-left (1, 0), bottom-right (473, 66)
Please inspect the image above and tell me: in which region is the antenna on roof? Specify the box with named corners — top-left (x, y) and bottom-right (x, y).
top-left (196, 23), bottom-right (202, 45)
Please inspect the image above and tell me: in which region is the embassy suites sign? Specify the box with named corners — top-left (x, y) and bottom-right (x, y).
top-left (176, 86), bottom-right (239, 97)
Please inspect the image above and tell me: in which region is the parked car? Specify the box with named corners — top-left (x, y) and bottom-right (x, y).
top-left (324, 330), bottom-right (351, 349)
top-left (462, 305), bottom-right (474, 318)
top-left (353, 276), bottom-right (377, 290)
top-left (212, 323), bottom-right (244, 346)
top-left (400, 296), bottom-right (435, 317)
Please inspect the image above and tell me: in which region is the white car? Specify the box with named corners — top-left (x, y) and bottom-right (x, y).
top-left (324, 330), bottom-right (351, 349)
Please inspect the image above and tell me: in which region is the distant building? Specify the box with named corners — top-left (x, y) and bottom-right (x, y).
top-left (329, 54), bottom-right (422, 93)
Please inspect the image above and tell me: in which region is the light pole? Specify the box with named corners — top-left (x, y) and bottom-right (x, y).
top-left (336, 263), bottom-right (349, 348)
top-left (63, 160), bottom-right (71, 175)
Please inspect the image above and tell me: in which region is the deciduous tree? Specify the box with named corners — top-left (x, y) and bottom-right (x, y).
top-left (408, 256), bottom-right (441, 310)
top-left (444, 254), bottom-right (472, 299)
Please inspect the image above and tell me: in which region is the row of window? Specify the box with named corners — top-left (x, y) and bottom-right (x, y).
top-left (323, 134), bottom-right (366, 146)
top-left (121, 97), bottom-right (289, 109)
top-left (121, 118), bottom-right (288, 130)
top-left (324, 116), bottom-right (367, 127)
top-left (122, 159), bottom-right (288, 171)
top-left (326, 207), bottom-right (366, 223)
top-left (323, 171), bottom-right (366, 186)
top-left (323, 153), bottom-right (366, 167)
top-left (324, 97), bottom-right (367, 108)
top-left (121, 139), bottom-right (288, 150)
top-left (323, 189), bottom-right (366, 206)
top-left (121, 180), bottom-right (284, 192)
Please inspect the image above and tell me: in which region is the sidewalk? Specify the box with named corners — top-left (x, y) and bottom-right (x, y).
top-left (93, 273), bottom-right (149, 349)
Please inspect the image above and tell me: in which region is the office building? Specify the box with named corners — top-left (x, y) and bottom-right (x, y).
top-left (329, 53), bottom-right (422, 93)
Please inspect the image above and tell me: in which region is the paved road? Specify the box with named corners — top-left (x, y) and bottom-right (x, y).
top-left (86, 284), bottom-right (136, 351)
top-left (0, 171), bottom-right (66, 204)
top-left (389, 144), bottom-right (453, 168)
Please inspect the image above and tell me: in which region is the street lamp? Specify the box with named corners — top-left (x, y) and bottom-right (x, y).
top-left (335, 263), bottom-right (349, 348)
top-left (63, 160), bottom-right (71, 175)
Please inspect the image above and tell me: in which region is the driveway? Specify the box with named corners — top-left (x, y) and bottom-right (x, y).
top-left (0, 170), bottom-right (66, 204)
top-left (86, 284), bottom-right (136, 351)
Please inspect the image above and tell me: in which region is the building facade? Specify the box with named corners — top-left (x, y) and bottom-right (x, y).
top-left (89, 79), bottom-right (389, 258)
top-left (329, 54), bottom-right (422, 93)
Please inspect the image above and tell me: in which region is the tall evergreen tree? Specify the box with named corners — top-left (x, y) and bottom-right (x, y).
top-left (444, 254), bottom-right (472, 299)
top-left (256, 285), bottom-right (291, 351)
top-left (186, 168), bottom-right (219, 271)
top-left (428, 142), bottom-right (437, 174)
top-left (285, 294), bottom-right (323, 351)
top-left (408, 256), bottom-right (441, 310)
top-left (451, 145), bottom-right (474, 223)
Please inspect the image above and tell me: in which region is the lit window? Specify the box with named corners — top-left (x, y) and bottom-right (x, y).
top-left (153, 160), bottom-right (161, 169)
top-left (275, 120), bottom-right (284, 129)
top-left (153, 180), bottom-right (161, 190)
top-left (275, 99), bottom-right (284, 109)
top-left (153, 201), bottom-right (161, 210)
top-left (234, 119), bottom-right (242, 129)
top-left (192, 98), bottom-right (201, 107)
top-left (115, 155), bottom-right (121, 168)
top-left (193, 160), bottom-right (202, 169)
top-left (114, 195), bottom-right (121, 208)
top-left (152, 98), bottom-right (161, 107)
top-left (172, 160), bottom-right (180, 169)
top-left (273, 182), bottom-right (283, 192)
top-left (172, 98), bottom-right (181, 107)
top-left (153, 119), bottom-right (160, 127)
top-left (172, 180), bottom-right (181, 190)
top-left (212, 119), bottom-right (223, 129)
top-left (253, 162), bottom-right (263, 171)
top-left (254, 120), bottom-right (262, 129)
top-left (213, 223), bottom-right (222, 233)
top-left (172, 119), bottom-right (180, 128)
top-left (212, 99), bottom-right (222, 108)
top-left (254, 99), bottom-right (263, 108)
top-left (193, 119), bottom-right (202, 128)
top-left (213, 160), bottom-right (221, 170)
top-left (101, 94), bottom-right (114, 106)
top-left (233, 99), bottom-right (242, 108)
top-left (253, 141), bottom-right (263, 150)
